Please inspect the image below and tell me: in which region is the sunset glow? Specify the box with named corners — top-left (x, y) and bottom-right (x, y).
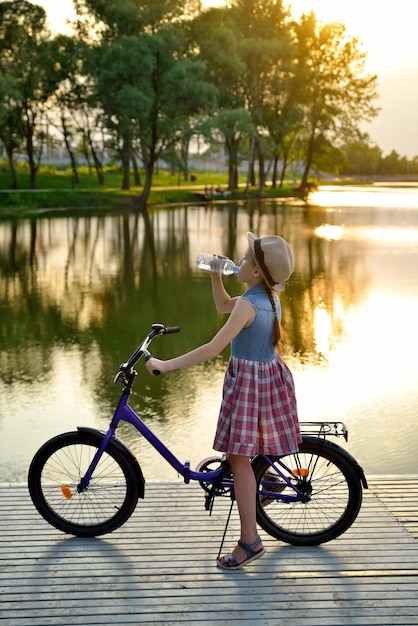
top-left (290, 0), bottom-right (418, 72)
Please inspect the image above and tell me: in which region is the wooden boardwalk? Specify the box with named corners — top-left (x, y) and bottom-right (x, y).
top-left (1, 477), bottom-right (417, 625)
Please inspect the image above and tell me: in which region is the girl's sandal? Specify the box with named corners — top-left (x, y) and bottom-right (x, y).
top-left (217, 537), bottom-right (265, 570)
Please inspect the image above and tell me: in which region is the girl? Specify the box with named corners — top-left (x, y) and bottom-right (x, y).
top-left (146, 232), bottom-right (301, 570)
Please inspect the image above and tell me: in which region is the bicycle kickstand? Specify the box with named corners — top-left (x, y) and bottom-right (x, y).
top-left (216, 490), bottom-right (236, 560)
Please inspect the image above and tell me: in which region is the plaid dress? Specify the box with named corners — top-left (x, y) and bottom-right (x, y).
top-left (213, 287), bottom-right (301, 457)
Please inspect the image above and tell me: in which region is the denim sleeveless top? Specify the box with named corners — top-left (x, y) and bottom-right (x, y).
top-left (231, 286), bottom-right (281, 362)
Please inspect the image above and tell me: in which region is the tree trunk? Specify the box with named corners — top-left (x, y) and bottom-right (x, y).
top-left (131, 150), bottom-right (141, 186)
top-left (136, 144), bottom-right (154, 212)
top-left (121, 136), bottom-right (130, 190)
top-left (26, 125), bottom-right (38, 189)
top-left (225, 137), bottom-right (239, 190)
top-left (5, 145), bottom-right (18, 189)
top-left (271, 154), bottom-right (279, 188)
top-left (180, 138), bottom-right (190, 181)
top-left (279, 153), bottom-right (288, 188)
top-left (299, 145), bottom-right (313, 194)
top-left (257, 140), bottom-right (266, 195)
top-left (246, 134), bottom-right (256, 192)
top-left (228, 162), bottom-right (238, 190)
top-left (299, 126), bottom-right (316, 194)
top-left (88, 130), bottom-right (104, 186)
top-left (61, 115), bottom-right (79, 185)
top-left (81, 131), bottom-right (92, 175)
top-left (136, 173), bottom-right (152, 212)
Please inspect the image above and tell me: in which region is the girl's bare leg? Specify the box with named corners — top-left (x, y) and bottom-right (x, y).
top-left (223, 453), bottom-right (263, 563)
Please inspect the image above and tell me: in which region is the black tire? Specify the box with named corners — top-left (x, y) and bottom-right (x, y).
top-left (253, 439), bottom-right (363, 545)
top-left (28, 431), bottom-right (140, 537)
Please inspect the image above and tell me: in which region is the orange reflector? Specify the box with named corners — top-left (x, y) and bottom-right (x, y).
top-left (61, 485), bottom-right (73, 500)
top-left (292, 468), bottom-right (309, 477)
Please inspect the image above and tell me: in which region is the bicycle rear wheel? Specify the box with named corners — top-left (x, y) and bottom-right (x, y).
top-left (252, 439), bottom-right (363, 545)
top-left (28, 431), bottom-right (140, 537)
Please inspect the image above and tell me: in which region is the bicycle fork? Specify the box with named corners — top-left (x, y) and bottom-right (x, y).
top-left (77, 428), bottom-right (116, 492)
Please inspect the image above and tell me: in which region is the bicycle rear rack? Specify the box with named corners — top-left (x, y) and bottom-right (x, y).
top-left (300, 421), bottom-right (348, 441)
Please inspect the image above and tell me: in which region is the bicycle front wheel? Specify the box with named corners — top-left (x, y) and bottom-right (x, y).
top-left (253, 439), bottom-right (363, 545)
top-left (28, 431), bottom-right (140, 537)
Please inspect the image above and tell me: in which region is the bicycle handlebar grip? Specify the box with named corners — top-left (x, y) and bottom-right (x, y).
top-left (144, 351), bottom-right (161, 376)
top-left (164, 326), bottom-right (181, 334)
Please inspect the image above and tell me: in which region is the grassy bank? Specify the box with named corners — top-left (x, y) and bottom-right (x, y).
top-left (0, 162), bottom-right (302, 216)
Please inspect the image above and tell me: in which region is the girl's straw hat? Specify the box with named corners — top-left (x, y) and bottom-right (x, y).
top-left (247, 231), bottom-right (294, 292)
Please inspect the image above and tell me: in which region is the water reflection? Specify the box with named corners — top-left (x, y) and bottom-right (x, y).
top-left (1, 187), bottom-right (418, 480)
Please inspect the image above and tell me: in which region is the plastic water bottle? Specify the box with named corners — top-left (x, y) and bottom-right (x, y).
top-left (196, 253), bottom-right (239, 275)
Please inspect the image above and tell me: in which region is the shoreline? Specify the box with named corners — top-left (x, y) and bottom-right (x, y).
top-left (0, 178), bottom-right (417, 218)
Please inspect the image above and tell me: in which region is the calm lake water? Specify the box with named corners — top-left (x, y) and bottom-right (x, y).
top-left (1, 185), bottom-right (417, 481)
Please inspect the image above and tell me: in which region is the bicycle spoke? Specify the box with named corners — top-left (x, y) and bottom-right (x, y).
top-left (28, 432), bottom-right (139, 536)
top-left (254, 440), bottom-right (363, 545)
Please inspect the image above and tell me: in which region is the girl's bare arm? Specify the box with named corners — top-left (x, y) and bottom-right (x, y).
top-left (211, 273), bottom-right (239, 314)
top-left (146, 297), bottom-right (254, 375)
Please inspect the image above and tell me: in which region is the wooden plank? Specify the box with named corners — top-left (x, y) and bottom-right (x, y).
top-left (0, 479), bottom-right (417, 625)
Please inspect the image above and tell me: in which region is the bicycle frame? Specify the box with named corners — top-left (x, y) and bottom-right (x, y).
top-left (78, 381), bottom-right (311, 503)
top-left (78, 325), bottom-right (355, 505)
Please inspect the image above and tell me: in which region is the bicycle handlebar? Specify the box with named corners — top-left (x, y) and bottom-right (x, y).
top-left (114, 323), bottom-right (180, 383)
top-left (162, 326), bottom-right (181, 335)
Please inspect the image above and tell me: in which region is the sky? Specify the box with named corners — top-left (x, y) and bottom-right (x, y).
top-left (36, 0), bottom-right (418, 158)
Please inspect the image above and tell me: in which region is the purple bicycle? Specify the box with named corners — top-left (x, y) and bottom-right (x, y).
top-left (28, 324), bottom-right (368, 546)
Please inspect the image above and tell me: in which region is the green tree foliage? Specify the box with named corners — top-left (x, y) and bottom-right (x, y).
top-left (200, 108), bottom-right (254, 190)
top-left (190, 0), bottom-right (294, 191)
top-left (189, 7), bottom-right (247, 189)
top-left (74, 0), bottom-right (216, 207)
top-left (96, 29), bottom-right (216, 203)
top-left (228, 0), bottom-right (293, 191)
top-left (340, 135), bottom-right (382, 176)
top-left (46, 36), bottom-right (93, 185)
top-left (0, 0), bottom-right (58, 188)
top-left (293, 13), bottom-right (379, 193)
top-left (0, 73), bottom-right (23, 188)
top-left (3, 0), bottom-right (412, 204)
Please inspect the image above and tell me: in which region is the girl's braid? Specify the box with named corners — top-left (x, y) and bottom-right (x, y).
top-left (264, 283), bottom-right (283, 350)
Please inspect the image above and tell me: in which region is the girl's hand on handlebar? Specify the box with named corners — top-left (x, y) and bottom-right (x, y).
top-left (145, 357), bottom-right (167, 376)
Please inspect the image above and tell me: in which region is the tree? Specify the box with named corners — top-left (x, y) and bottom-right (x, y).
top-left (340, 134), bottom-right (382, 176)
top-left (261, 51), bottom-right (305, 188)
top-left (75, 0), bottom-right (216, 207)
top-left (379, 149), bottom-right (410, 176)
top-left (0, 73), bottom-right (23, 188)
top-left (0, 0), bottom-right (57, 188)
top-left (131, 31), bottom-right (216, 206)
top-left (97, 35), bottom-right (154, 191)
top-left (226, 0), bottom-right (293, 192)
top-left (190, 1), bottom-right (294, 192)
top-left (46, 36), bottom-right (93, 185)
top-left (201, 108), bottom-right (254, 190)
top-left (293, 13), bottom-right (379, 194)
top-left (189, 7), bottom-right (247, 189)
